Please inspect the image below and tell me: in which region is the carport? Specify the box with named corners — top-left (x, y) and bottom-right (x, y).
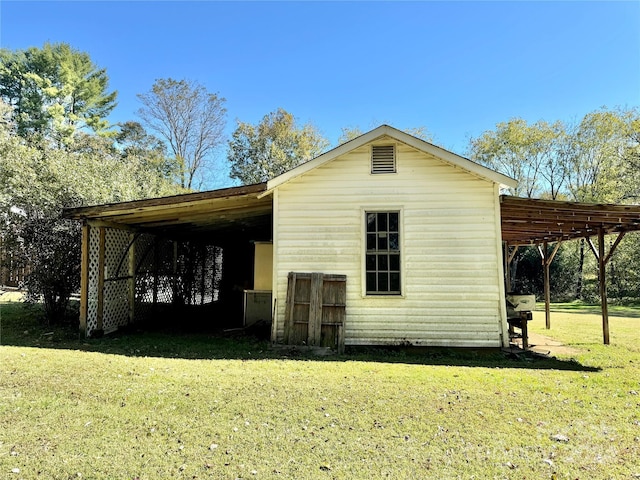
top-left (500, 195), bottom-right (640, 344)
top-left (65, 183), bottom-right (271, 336)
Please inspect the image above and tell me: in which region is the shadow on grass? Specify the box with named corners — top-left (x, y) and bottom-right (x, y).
top-left (0, 300), bottom-right (600, 372)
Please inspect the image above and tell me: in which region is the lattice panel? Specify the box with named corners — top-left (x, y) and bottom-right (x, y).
top-left (156, 275), bottom-right (174, 305)
top-left (103, 279), bottom-right (129, 333)
top-left (212, 246), bottom-right (223, 303)
top-left (157, 239), bottom-right (176, 306)
top-left (102, 229), bottom-right (131, 333)
top-left (134, 234), bottom-right (156, 322)
top-left (174, 243), bottom-right (223, 306)
top-left (105, 229), bottom-right (130, 279)
top-left (86, 227), bottom-right (99, 335)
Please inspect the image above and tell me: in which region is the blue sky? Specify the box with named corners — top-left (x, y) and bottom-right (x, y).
top-left (1, 1), bottom-right (639, 186)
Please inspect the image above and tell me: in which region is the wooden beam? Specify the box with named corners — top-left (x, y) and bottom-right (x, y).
top-left (508, 245), bottom-right (519, 263)
top-left (603, 231), bottom-right (626, 265)
top-left (79, 223), bottom-right (90, 337)
top-left (548, 241), bottom-right (562, 264)
top-left (87, 220), bottom-right (138, 232)
top-left (586, 237), bottom-right (599, 259)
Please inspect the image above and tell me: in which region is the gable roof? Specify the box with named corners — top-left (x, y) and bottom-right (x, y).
top-left (265, 125), bottom-right (518, 192)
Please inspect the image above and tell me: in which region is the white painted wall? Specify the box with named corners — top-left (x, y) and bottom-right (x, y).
top-left (253, 242), bottom-right (273, 290)
top-left (272, 137), bottom-right (506, 347)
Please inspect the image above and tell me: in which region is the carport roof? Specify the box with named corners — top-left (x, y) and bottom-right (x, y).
top-left (64, 183), bottom-right (270, 238)
top-left (501, 195), bottom-right (640, 245)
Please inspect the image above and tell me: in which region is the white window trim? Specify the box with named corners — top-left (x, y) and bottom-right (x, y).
top-left (361, 206), bottom-right (405, 298)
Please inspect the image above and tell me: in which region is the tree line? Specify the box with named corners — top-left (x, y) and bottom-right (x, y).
top-left (468, 110), bottom-right (640, 302)
top-left (1, 41), bottom-right (639, 322)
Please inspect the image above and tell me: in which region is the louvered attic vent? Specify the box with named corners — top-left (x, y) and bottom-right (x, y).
top-left (371, 145), bottom-right (396, 174)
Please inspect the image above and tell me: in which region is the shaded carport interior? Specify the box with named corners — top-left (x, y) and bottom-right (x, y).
top-left (501, 195), bottom-right (640, 344)
top-left (64, 183), bottom-right (272, 336)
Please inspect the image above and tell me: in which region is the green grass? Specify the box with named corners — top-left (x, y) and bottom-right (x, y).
top-left (538, 300), bottom-right (640, 318)
top-left (1, 294), bottom-right (639, 479)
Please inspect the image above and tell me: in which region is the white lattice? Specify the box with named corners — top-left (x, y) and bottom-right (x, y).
top-left (86, 227), bottom-right (99, 335)
top-left (134, 233), bottom-right (156, 323)
top-left (103, 280), bottom-right (129, 333)
top-left (102, 229), bottom-right (131, 333)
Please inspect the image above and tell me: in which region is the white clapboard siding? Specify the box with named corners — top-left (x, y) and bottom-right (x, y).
top-left (273, 139), bottom-right (505, 347)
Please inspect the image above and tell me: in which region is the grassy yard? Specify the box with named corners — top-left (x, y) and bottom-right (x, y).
top-left (1, 294), bottom-right (639, 479)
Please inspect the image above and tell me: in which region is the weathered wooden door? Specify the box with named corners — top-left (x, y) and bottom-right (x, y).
top-left (283, 272), bottom-right (346, 353)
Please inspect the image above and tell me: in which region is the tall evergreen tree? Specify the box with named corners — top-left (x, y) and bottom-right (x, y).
top-left (0, 42), bottom-right (117, 143)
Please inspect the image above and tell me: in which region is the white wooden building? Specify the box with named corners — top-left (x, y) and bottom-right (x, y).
top-left (66, 125), bottom-right (517, 348)
top-left (267, 126), bottom-right (516, 348)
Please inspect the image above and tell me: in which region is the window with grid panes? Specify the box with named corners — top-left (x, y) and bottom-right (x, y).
top-left (365, 211), bottom-right (401, 294)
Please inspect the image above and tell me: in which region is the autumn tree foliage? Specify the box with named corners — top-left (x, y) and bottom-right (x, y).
top-left (227, 108), bottom-right (329, 184)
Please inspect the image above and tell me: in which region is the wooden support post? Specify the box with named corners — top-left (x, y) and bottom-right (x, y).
top-left (128, 233), bottom-right (136, 324)
top-left (542, 241), bottom-right (551, 329)
top-left (96, 227), bottom-right (106, 334)
top-left (586, 230), bottom-right (627, 345)
top-left (504, 242), bottom-right (511, 293)
top-left (521, 314), bottom-right (529, 350)
top-left (537, 241), bottom-right (562, 330)
top-left (598, 229), bottom-right (610, 345)
top-left (504, 244), bottom-right (518, 293)
top-left (79, 223), bottom-right (90, 337)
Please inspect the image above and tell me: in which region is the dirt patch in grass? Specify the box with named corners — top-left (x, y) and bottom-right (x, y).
top-left (526, 332), bottom-right (581, 356)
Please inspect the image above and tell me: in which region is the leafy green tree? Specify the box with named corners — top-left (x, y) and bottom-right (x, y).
top-left (228, 108), bottom-right (330, 184)
top-left (469, 118), bottom-right (565, 198)
top-left (0, 100), bottom-right (182, 323)
top-left (561, 108), bottom-right (640, 298)
top-left (137, 78), bottom-right (227, 189)
top-left (470, 107), bottom-right (640, 302)
top-left (0, 42), bottom-right (117, 143)
top-left (564, 108), bottom-right (638, 203)
top-left (115, 121), bottom-right (179, 184)
top-left (337, 126), bottom-right (364, 144)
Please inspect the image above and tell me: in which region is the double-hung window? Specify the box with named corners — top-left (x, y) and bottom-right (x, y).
top-left (365, 211), bottom-right (401, 295)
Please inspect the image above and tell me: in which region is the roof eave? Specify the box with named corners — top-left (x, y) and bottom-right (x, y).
top-left (64, 182), bottom-right (268, 220)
